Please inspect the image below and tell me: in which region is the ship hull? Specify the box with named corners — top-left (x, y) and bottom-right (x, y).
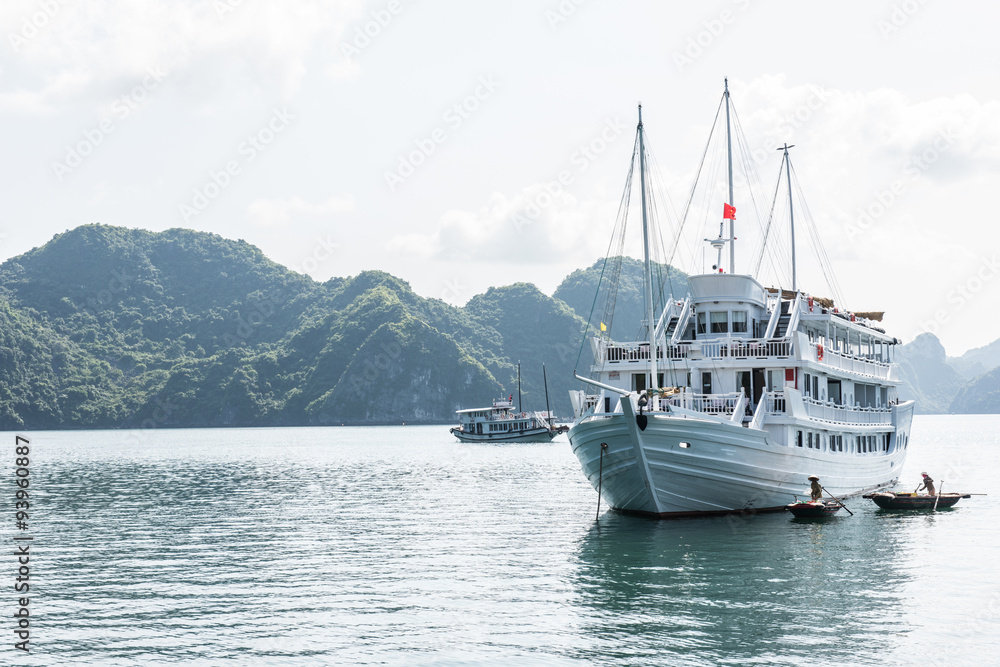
top-left (569, 404), bottom-right (911, 517)
top-left (451, 427), bottom-right (558, 443)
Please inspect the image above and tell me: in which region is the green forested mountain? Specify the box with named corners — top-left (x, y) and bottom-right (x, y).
top-left (554, 257), bottom-right (689, 342)
top-left (0, 224), bottom-right (589, 428)
top-left (1, 224), bottom-right (996, 429)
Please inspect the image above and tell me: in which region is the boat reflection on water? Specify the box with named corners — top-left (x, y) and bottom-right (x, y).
top-left (568, 511), bottom-right (914, 666)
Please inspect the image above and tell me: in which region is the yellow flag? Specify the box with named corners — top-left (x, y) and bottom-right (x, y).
top-left (600, 322), bottom-right (607, 332)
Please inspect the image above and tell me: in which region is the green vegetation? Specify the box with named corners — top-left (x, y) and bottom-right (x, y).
top-left (0, 224), bottom-right (590, 428)
top-left (555, 257), bottom-right (689, 341)
top-left (1, 224), bottom-right (995, 428)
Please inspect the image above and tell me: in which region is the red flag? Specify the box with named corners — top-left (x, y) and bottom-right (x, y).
top-left (723, 203), bottom-right (736, 219)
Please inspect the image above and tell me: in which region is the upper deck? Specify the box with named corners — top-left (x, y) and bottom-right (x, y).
top-left (590, 273), bottom-right (899, 384)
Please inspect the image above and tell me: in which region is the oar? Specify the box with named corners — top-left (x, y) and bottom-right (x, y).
top-left (933, 481), bottom-right (943, 511)
top-left (822, 486), bottom-right (854, 516)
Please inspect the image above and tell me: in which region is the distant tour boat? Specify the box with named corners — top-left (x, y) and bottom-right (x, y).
top-left (450, 397), bottom-right (565, 443)
top-left (451, 363), bottom-right (568, 443)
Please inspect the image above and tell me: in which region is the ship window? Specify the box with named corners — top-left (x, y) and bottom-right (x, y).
top-left (732, 310), bottom-right (747, 333)
top-left (697, 311), bottom-right (707, 335)
top-left (796, 430), bottom-right (803, 447)
top-left (828, 380), bottom-right (842, 405)
top-left (807, 432), bottom-right (813, 448)
top-left (710, 311), bottom-right (728, 333)
top-left (679, 442), bottom-right (691, 449)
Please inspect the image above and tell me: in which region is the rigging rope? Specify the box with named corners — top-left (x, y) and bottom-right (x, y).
top-left (574, 130), bottom-right (640, 373)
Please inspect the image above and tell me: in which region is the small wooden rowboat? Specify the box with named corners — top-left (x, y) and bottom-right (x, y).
top-left (785, 500), bottom-right (844, 518)
top-left (862, 492), bottom-right (970, 510)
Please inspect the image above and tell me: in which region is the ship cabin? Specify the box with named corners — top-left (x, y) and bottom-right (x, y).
top-left (575, 272), bottom-right (906, 452)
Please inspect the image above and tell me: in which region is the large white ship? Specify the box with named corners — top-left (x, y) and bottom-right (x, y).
top-left (568, 82), bottom-right (914, 517)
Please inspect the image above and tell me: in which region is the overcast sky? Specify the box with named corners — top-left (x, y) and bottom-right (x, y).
top-left (1, 1), bottom-right (998, 355)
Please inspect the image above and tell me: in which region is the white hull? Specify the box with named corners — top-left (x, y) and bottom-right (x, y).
top-left (451, 426), bottom-right (559, 443)
top-left (570, 400), bottom-right (914, 517)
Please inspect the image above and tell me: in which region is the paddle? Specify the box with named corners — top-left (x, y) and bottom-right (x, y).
top-left (933, 481), bottom-right (943, 511)
top-left (822, 486), bottom-right (854, 516)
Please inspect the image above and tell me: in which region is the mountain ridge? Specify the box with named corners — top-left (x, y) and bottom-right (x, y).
top-left (0, 224), bottom-right (997, 428)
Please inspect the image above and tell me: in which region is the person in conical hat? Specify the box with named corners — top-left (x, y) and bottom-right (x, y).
top-left (808, 475), bottom-right (822, 502)
top-left (917, 472), bottom-right (936, 496)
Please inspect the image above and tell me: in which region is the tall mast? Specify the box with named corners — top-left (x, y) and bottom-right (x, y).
top-left (724, 78), bottom-right (735, 274)
top-left (779, 143), bottom-right (797, 291)
top-left (543, 364), bottom-right (551, 420)
top-left (638, 104), bottom-right (658, 391)
top-left (517, 361), bottom-right (522, 412)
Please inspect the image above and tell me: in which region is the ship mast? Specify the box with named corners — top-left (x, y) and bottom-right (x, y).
top-left (779, 143), bottom-right (797, 291)
top-left (638, 104), bottom-right (657, 391)
top-left (724, 77), bottom-right (735, 274)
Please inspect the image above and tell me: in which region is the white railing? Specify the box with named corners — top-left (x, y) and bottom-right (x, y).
top-left (599, 337), bottom-right (793, 364)
top-left (764, 391), bottom-right (787, 415)
top-left (663, 391), bottom-right (742, 415)
top-left (818, 345), bottom-right (893, 380)
top-left (698, 338), bottom-right (793, 360)
top-left (802, 397), bottom-right (893, 425)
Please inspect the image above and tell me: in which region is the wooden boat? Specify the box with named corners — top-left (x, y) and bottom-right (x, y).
top-left (784, 500), bottom-right (844, 518)
top-left (862, 491), bottom-right (970, 510)
top-left (451, 363), bottom-right (568, 443)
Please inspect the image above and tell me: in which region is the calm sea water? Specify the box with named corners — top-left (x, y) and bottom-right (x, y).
top-left (3, 415), bottom-right (999, 665)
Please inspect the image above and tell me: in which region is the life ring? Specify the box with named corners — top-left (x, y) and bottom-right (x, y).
top-left (817, 343), bottom-right (824, 361)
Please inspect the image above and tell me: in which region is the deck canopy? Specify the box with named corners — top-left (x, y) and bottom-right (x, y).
top-left (688, 274), bottom-right (767, 308)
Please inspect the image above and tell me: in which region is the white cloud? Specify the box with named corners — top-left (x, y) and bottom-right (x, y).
top-left (388, 185), bottom-right (624, 267)
top-left (246, 195), bottom-right (355, 228)
top-left (0, 0), bottom-right (365, 113)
